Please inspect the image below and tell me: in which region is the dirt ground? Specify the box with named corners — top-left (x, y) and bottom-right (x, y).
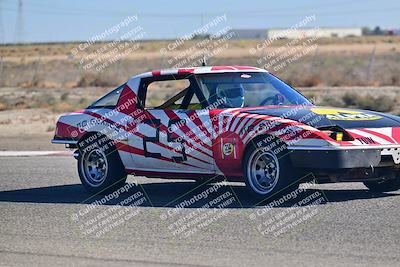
top-left (0, 37), bottom-right (399, 89)
top-left (0, 109), bottom-right (55, 151)
top-left (0, 87), bottom-right (108, 151)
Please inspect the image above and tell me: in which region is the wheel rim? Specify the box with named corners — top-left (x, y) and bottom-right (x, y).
top-left (81, 148), bottom-right (108, 187)
top-left (247, 148), bottom-right (280, 195)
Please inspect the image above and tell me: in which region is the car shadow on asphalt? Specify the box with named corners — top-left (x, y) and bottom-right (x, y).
top-left (0, 181), bottom-right (399, 209)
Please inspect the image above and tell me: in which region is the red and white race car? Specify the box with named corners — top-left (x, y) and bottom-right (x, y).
top-left (52, 66), bottom-right (400, 199)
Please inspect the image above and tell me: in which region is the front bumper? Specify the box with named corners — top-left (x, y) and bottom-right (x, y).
top-left (288, 145), bottom-right (400, 169)
top-left (51, 137), bottom-right (79, 149)
top-left (51, 139), bottom-right (78, 145)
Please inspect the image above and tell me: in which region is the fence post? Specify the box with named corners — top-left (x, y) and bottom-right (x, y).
top-left (367, 45), bottom-right (376, 82)
top-left (31, 51), bottom-right (42, 87)
top-left (0, 56), bottom-right (3, 87)
top-left (309, 46), bottom-right (319, 74)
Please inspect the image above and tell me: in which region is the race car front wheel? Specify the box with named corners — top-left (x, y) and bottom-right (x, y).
top-left (364, 172), bottom-right (400, 192)
top-left (243, 138), bottom-right (298, 200)
top-left (77, 134), bottom-right (127, 194)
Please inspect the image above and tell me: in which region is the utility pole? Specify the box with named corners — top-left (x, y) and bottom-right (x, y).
top-left (0, 0), bottom-right (4, 44)
top-left (14, 0), bottom-right (25, 44)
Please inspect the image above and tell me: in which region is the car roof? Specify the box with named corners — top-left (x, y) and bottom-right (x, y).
top-left (131, 66), bottom-right (267, 79)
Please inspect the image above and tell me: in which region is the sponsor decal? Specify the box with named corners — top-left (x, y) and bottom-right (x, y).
top-left (356, 137), bottom-right (376, 145)
top-left (310, 108), bottom-right (381, 121)
top-left (222, 143), bottom-right (234, 156)
top-left (220, 138), bottom-right (238, 160)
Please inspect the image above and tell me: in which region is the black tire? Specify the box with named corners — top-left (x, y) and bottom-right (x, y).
top-left (77, 133), bottom-right (127, 194)
top-left (364, 172), bottom-right (400, 192)
top-left (243, 136), bottom-right (299, 201)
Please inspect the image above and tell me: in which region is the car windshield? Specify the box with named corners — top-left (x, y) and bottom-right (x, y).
top-left (196, 72), bottom-right (312, 108)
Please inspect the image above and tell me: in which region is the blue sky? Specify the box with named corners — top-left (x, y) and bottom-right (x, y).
top-left (0, 0), bottom-right (399, 43)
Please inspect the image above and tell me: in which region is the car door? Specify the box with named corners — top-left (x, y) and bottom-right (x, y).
top-left (128, 75), bottom-right (215, 174)
top-left (163, 107), bottom-right (215, 174)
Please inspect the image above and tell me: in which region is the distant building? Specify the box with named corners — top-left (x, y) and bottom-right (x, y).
top-left (383, 28), bottom-right (400, 36)
top-left (362, 27), bottom-right (400, 36)
top-left (228, 29), bottom-right (266, 40)
top-left (266, 28), bottom-right (362, 39)
top-left (226, 27), bottom-right (400, 39)
top-left (228, 27), bottom-right (363, 40)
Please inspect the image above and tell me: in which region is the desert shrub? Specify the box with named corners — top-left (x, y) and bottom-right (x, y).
top-left (50, 97), bottom-right (92, 113)
top-left (298, 75), bottom-right (322, 87)
top-left (77, 73), bottom-right (117, 87)
top-left (46, 125), bottom-right (55, 132)
top-left (0, 95), bottom-right (28, 109)
top-left (371, 95), bottom-right (395, 112)
top-left (79, 97), bottom-right (88, 104)
top-left (342, 93), bottom-right (357, 106)
top-left (341, 93), bottom-right (395, 112)
top-left (320, 96), bottom-right (344, 107)
top-left (0, 101), bottom-right (7, 111)
top-left (302, 92), bottom-right (315, 100)
top-left (0, 96), bottom-right (11, 110)
top-left (390, 75), bottom-right (400, 86)
top-left (60, 92), bottom-right (69, 101)
top-left (0, 119), bottom-right (11, 124)
top-left (51, 102), bottom-right (73, 113)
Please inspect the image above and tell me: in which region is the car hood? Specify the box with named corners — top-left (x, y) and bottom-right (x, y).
top-left (241, 106), bottom-right (400, 129)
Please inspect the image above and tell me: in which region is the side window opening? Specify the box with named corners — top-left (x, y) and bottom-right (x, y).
top-left (144, 79), bottom-right (190, 109)
top-left (187, 92), bottom-right (202, 110)
top-left (157, 88), bottom-right (189, 110)
top-left (89, 84), bottom-right (124, 108)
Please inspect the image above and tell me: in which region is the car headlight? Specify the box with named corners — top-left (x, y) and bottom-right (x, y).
top-left (318, 126), bottom-right (354, 142)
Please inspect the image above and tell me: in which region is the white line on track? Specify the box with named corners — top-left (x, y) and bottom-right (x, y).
top-left (0, 151), bottom-right (73, 157)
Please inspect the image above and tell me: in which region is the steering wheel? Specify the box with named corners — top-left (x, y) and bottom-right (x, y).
top-left (260, 94), bottom-right (285, 106)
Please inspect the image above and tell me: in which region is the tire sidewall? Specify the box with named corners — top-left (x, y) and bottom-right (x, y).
top-left (243, 136), bottom-right (296, 200)
top-left (77, 133), bottom-right (126, 193)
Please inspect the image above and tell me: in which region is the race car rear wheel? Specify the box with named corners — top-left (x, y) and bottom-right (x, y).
top-left (364, 172), bottom-right (400, 192)
top-left (243, 137), bottom-right (298, 200)
top-left (77, 134), bottom-right (127, 194)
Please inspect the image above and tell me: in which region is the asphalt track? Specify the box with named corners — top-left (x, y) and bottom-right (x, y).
top-left (0, 156), bottom-right (400, 266)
